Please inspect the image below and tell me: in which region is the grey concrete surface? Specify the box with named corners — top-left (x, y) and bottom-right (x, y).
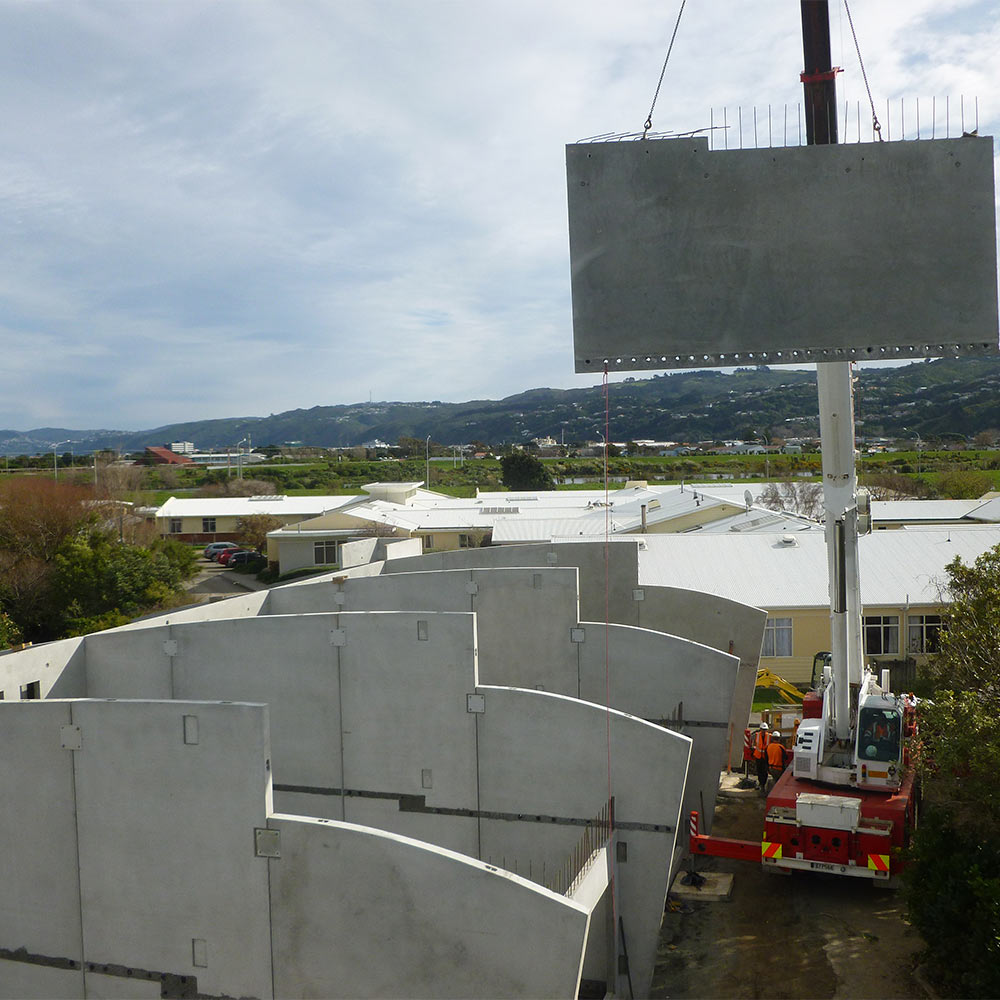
top-left (567, 136), bottom-right (998, 372)
top-left (0, 698), bottom-right (602, 1000)
top-left (268, 815), bottom-right (590, 998)
top-left (274, 566), bottom-right (738, 834)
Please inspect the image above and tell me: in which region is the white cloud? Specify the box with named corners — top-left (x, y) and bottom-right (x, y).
top-left (0, 0), bottom-right (996, 430)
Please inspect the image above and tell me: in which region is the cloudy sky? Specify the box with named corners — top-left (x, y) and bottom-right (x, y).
top-left (0, 0), bottom-right (997, 431)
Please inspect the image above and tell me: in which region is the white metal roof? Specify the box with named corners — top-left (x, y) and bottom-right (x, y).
top-left (634, 525), bottom-right (1000, 609)
top-left (870, 499), bottom-right (984, 523)
top-left (330, 484), bottom-right (733, 535)
top-left (695, 509), bottom-right (820, 533)
top-left (156, 494), bottom-right (360, 518)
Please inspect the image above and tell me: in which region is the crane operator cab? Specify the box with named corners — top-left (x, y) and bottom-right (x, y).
top-left (855, 697), bottom-right (903, 790)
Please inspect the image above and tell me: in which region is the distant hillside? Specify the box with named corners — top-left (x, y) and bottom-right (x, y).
top-left (4, 356), bottom-right (1000, 455)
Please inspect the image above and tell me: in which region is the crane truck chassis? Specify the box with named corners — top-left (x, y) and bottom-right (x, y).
top-left (690, 770), bottom-right (918, 882)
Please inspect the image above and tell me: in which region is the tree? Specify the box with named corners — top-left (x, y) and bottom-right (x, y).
top-left (757, 481), bottom-right (823, 519)
top-left (0, 479), bottom-right (97, 637)
top-left (933, 469), bottom-right (993, 500)
top-left (198, 478), bottom-right (277, 498)
top-left (500, 453), bottom-right (553, 491)
top-left (0, 478), bottom-right (197, 642)
top-left (236, 514), bottom-right (284, 554)
top-left (905, 545), bottom-right (1000, 998)
top-left (0, 611), bottom-right (22, 651)
top-left (862, 472), bottom-right (933, 500)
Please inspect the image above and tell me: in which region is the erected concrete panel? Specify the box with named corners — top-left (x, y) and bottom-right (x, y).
top-left (71, 701), bottom-right (273, 999)
top-left (0, 637), bottom-right (86, 701)
top-left (0, 703), bottom-right (83, 968)
top-left (338, 612), bottom-right (481, 813)
top-left (0, 962), bottom-right (83, 1000)
top-left (107, 591), bottom-right (269, 630)
top-left (279, 567), bottom-right (583, 693)
top-left (82, 971), bottom-right (161, 999)
top-left (475, 687), bottom-right (690, 996)
top-left (577, 623), bottom-right (737, 832)
top-left (567, 136), bottom-right (999, 372)
top-left (84, 628), bottom-right (173, 699)
top-left (169, 615), bottom-right (343, 790)
top-left (636, 570), bottom-right (767, 768)
top-left (268, 815), bottom-right (590, 998)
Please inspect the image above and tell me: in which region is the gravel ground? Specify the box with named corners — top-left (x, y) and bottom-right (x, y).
top-left (649, 780), bottom-right (926, 1000)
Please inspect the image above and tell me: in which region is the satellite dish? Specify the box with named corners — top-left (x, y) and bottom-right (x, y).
top-left (744, 489), bottom-right (753, 511)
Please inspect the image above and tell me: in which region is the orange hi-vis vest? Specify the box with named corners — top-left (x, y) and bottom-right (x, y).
top-left (752, 728), bottom-right (770, 760)
top-left (767, 740), bottom-right (785, 769)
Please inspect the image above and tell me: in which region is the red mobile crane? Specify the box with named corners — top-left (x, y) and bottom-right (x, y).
top-left (689, 1), bottom-right (920, 883)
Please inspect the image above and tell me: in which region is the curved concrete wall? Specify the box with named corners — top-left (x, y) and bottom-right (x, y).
top-left (0, 699), bottom-right (273, 999)
top-left (0, 699), bottom-right (595, 999)
top-left (270, 567), bottom-right (737, 832)
top-left (380, 542), bottom-right (764, 767)
top-left (477, 686), bottom-right (690, 995)
top-left (268, 815), bottom-right (589, 998)
top-left (23, 610), bottom-right (690, 995)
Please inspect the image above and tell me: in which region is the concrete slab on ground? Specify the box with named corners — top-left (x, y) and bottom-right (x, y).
top-left (669, 871), bottom-right (734, 902)
top-left (717, 769), bottom-right (764, 800)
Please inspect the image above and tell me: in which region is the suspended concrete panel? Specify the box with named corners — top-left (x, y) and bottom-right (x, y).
top-left (567, 136), bottom-right (999, 372)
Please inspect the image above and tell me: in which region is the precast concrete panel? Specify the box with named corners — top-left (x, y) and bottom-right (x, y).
top-left (567, 137), bottom-right (999, 372)
top-left (381, 541), bottom-right (763, 669)
top-left (107, 591), bottom-right (269, 630)
top-left (279, 567), bottom-right (583, 693)
top-left (82, 971), bottom-right (161, 998)
top-left (70, 701), bottom-right (273, 999)
top-left (168, 615), bottom-right (343, 789)
top-left (474, 686), bottom-right (690, 996)
top-left (278, 791), bottom-right (481, 857)
top-left (633, 582), bottom-right (766, 767)
top-left (576, 623), bottom-right (738, 832)
top-left (84, 628), bottom-right (173, 698)
top-left (336, 612), bottom-right (481, 813)
top-left (0, 637), bottom-right (86, 701)
top-left (0, 703), bottom-right (83, 971)
top-left (0, 962), bottom-right (83, 1000)
top-left (267, 815), bottom-right (590, 999)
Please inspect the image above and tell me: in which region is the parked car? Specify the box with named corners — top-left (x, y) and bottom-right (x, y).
top-left (217, 548), bottom-right (244, 565)
top-left (204, 541), bottom-right (239, 560)
top-left (227, 551), bottom-right (266, 569)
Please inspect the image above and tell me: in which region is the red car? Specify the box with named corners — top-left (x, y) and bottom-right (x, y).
top-left (217, 548), bottom-right (244, 565)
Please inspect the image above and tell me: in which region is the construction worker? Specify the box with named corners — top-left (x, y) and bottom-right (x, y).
top-left (752, 722), bottom-right (771, 791)
top-left (767, 731), bottom-right (788, 787)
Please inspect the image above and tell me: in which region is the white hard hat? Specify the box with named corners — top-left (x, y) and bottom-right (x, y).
top-left (759, 722), bottom-right (769, 731)
top-left (774, 731), bottom-right (782, 738)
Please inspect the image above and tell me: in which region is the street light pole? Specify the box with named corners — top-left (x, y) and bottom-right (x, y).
top-left (425, 435), bottom-right (431, 488)
top-left (237, 438), bottom-right (248, 480)
top-left (51, 440), bottom-right (69, 481)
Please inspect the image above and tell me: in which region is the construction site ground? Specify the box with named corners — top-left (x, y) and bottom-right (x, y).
top-left (649, 772), bottom-right (927, 999)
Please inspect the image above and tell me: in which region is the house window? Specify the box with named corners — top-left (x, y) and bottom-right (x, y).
top-left (762, 617), bottom-right (792, 657)
top-left (422, 535), bottom-right (433, 550)
top-left (313, 541), bottom-right (338, 565)
top-left (19, 680), bottom-right (40, 700)
top-left (202, 517), bottom-right (217, 533)
top-left (459, 534), bottom-right (470, 548)
top-left (907, 614), bottom-right (941, 654)
top-left (169, 518), bottom-right (183, 534)
top-left (864, 615), bottom-right (899, 655)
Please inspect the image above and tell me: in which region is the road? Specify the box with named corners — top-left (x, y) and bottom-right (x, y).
top-left (650, 781), bottom-right (926, 999)
top-left (184, 559), bottom-right (267, 598)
